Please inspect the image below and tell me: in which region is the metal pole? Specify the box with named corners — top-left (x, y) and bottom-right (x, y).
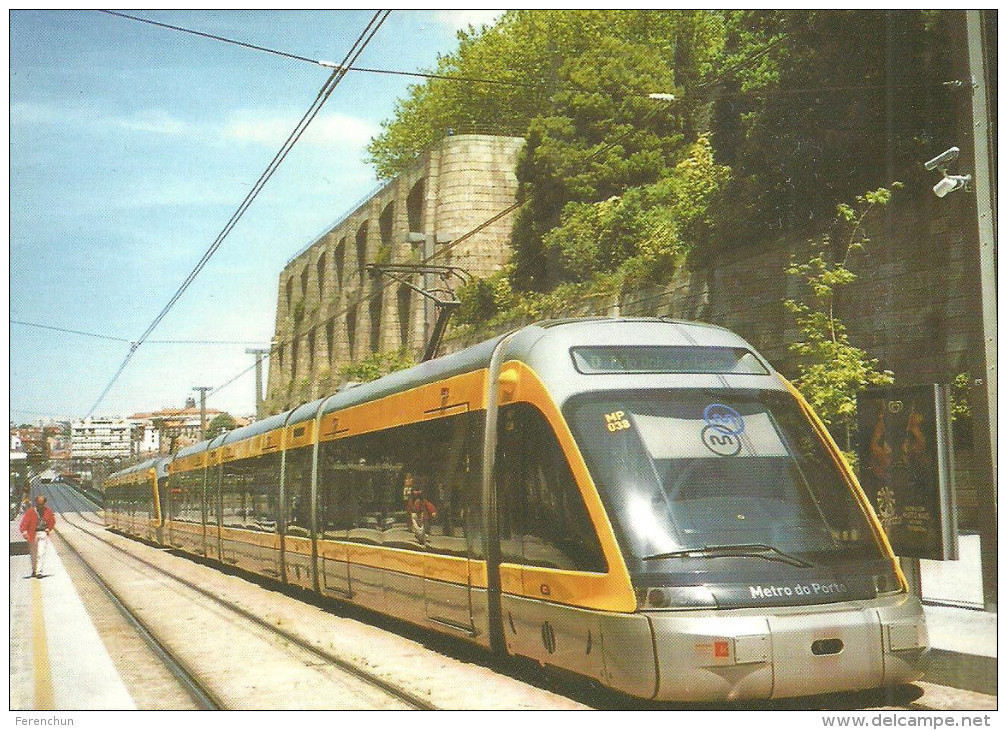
top-left (965, 10), bottom-right (997, 611)
top-left (192, 386), bottom-right (211, 440)
top-left (246, 348), bottom-right (270, 420)
top-left (423, 234), bottom-right (434, 344)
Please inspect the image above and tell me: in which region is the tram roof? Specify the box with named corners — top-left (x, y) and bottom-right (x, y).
top-left (176, 317), bottom-right (776, 454)
top-left (220, 411), bottom-right (289, 446)
top-left (108, 455), bottom-right (170, 480)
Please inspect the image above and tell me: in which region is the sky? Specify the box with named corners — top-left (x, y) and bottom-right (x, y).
top-left (9, 9), bottom-right (505, 424)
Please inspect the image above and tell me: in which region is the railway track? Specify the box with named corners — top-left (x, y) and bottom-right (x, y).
top-left (36, 482), bottom-right (942, 711)
top-left (43, 484), bottom-right (437, 710)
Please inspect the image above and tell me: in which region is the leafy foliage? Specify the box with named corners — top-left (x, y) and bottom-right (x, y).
top-left (539, 135), bottom-right (730, 287)
top-left (457, 138), bottom-right (729, 328)
top-left (708, 10), bottom-right (953, 245)
top-left (205, 412), bottom-right (237, 440)
top-left (783, 186), bottom-right (901, 445)
top-left (367, 11), bottom-right (723, 180)
top-left (339, 349), bottom-right (415, 383)
top-left (950, 372), bottom-right (973, 422)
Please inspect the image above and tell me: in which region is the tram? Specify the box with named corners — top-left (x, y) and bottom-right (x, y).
top-left (103, 318), bottom-right (927, 701)
top-left (102, 456), bottom-right (168, 544)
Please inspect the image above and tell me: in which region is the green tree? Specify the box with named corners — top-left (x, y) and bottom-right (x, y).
top-left (509, 36), bottom-right (684, 291)
top-left (205, 413), bottom-right (237, 440)
top-left (709, 10), bottom-right (952, 246)
top-left (367, 11), bottom-right (724, 180)
top-left (539, 135), bottom-right (730, 286)
top-left (783, 185), bottom-right (900, 453)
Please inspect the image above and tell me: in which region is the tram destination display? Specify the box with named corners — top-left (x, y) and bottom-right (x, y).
top-left (856, 384), bottom-right (957, 560)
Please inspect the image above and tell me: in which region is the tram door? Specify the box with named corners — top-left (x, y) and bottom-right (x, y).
top-left (282, 446), bottom-right (315, 590)
top-left (206, 459), bottom-right (224, 562)
top-left (421, 410), bottom-right (477, 635)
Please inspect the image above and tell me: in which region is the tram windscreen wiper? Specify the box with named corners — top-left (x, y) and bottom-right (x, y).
top-left (642, 543), bottom-right (813, 568)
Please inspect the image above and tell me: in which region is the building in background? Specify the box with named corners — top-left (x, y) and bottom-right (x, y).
top-left (126, 416), bottom-right (161, 456)
top-left (129, 400), bottom-right (222, 454)
top-left (128, 398), bottom-right (249, 455)
top-left (70, 418), bottom-right (132, 460)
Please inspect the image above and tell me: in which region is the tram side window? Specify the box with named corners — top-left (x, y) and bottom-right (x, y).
top-left (221, 459), bottom-right (251, 528)
top-left (140, 476), bottom-right (154, 520)
top-left (284, 447), bottom-right (313, 537)
top-left (318, 441), bottom-right (352, 540)
top-left (108, 484), bottom-right (121, 515)
top-left (133, 479), bottom-right (147, 518)
top-left (123, 482), bottom-right (135, 516)
top-left (496, 403), bottom-right (607, 573)
top-left (251, 453), bottom-right (281, 532)
top-left (220, 456), bottom-right (279, 532)
top-left (174, 469), bottom-right (203, 524)
top-left (339, 432), bottom-right (400, 547)
top-left (410, 413), bottom-right (478, 557)
top-left (315, 412), bottom-right (477, 557)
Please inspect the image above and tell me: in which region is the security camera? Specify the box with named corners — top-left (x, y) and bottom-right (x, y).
top-left (925, 147), bottom-right (960, 172)
top-left (933, 174), bottom-right (972, 198)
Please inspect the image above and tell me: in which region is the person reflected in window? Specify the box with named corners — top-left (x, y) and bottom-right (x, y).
top-left (406, 476), bottom-right (437, 546)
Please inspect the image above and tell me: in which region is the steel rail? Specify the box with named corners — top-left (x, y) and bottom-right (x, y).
top-left (52, 501), bottom-right (437, 710)
top-left (45, 494), bottom-right (224, 710)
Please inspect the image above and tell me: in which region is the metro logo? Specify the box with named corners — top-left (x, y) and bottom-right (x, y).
top-left (714, 640), bottom-right (730, 658)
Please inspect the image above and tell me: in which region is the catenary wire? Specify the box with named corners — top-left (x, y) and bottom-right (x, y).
top-left (98, 11), bottom-right (957, 100)
top-left (98, 10), bottom-right (321, 66)
top-left (11, 319), bottom-right (268, 345)
top-left (95, 10), bottom-right (598, 96)
top-left (97, 10), bottom-right (961, 114)
top-left (83, 11), bottom-right (391, 419)
top-left (207, 88), bottom-right (675, 401)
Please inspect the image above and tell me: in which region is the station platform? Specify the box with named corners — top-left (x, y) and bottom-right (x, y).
top-left (10, 522), bottom-right (135, 710)
top-left (8, 520), bottom-right (998, 710)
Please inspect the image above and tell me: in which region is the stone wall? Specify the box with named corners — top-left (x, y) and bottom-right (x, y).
top-left (263, 134), bottom-right (524, 414)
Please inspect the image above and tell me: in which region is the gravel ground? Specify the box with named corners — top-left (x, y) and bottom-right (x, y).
top-left (58, 513), bottom-right (588, 710)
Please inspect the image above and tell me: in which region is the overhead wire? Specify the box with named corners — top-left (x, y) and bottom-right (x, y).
top-left (83, 10), bottom-right (391, 418)
top-left (97, 10), bottom-right (693, 99)
top-left (208, 88), bottom-right (679, 401)
top-left (98, 10), bottom-right (321, 66)
top-left (11, 319), bottom-right (268, 345)
top-left (103, 10), bottom-right (954, 102)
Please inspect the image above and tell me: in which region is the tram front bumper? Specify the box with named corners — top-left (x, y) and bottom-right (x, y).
top-left (646, 594), bottom-right (928, 702)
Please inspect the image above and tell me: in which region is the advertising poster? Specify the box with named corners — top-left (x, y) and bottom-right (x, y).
top-left (856, 384), bottom-right (953, 560)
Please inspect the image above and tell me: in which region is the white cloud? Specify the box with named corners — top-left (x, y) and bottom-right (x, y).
top-left (115, 110), bottom-right (192, 136)
top-left (432, 10), bottom-right (505, 31)
top-left (222, 111), bottom-right (377, 149)
top-left (10, 101), bottom-right (58, 125)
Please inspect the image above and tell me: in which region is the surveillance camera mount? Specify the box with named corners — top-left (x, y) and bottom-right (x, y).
top-left (933, 174), bottom-right (973, 199)
top-left (925, 146), bottom-right (961, 174)
top-left (925, 146), bottom-right (972, 198)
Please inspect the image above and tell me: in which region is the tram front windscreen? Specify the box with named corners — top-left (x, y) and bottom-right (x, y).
top-left (566, 389), bottom-right (900, 608)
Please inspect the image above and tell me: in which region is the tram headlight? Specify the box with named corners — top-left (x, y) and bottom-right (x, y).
top-left (636, 585), bottom-right (717, 610)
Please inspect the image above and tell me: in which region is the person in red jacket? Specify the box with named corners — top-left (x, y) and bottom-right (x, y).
top-left (406, 481), bottom-right (437, 546)
top-left (20, 495), bottom-right (56, 578)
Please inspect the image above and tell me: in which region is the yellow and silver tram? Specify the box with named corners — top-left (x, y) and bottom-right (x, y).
top-left (104, 318), bottom-right (927, 701)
